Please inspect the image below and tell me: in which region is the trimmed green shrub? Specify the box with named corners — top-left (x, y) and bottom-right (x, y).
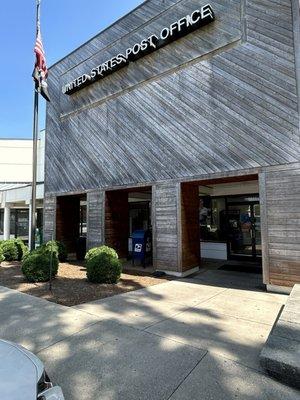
top-left (0, 240), bottom-right (18, 261)
top-left (21, 250), bottom-right (59, 282)
top-left (85, 245), bottom-right (118, 265)
top-left (40, 240), bottom-right (67, 262)
top-left (55, 241), bottom-right (67, 262)
top-left (0, 247), bottom-right (4, 264)
top-left (86, 251), bottom-right (122, 284)
top-left (13, 239), bottom-right (29, 261)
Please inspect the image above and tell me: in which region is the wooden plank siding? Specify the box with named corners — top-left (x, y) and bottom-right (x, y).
top-left (86, 190), bottom-right (105, 250)
top-left (43, 195), bottom-right (57, 242)
top-left (180, 183), bottom-right (200, 271)
top-left (265, 167), bottom-right (300, 287)
top-left (44, 0), bottom-right (300, 281)
top-left (152, 181), bottom-right (200, 274)
top-left (45, 0), bottom-right (299, 196)
top-left (153, 182), bottom-right (180, 272)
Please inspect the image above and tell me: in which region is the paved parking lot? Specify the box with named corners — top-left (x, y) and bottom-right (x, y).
top-left (0, 269), bottom-right (299, 400)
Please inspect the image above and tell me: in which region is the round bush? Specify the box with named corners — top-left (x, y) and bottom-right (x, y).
top-left (0, 240), bottom-right (18, 261)
top-left (13, 239), bottom-right (29, 261)
top-left (55, 241), bottom-right (67, 262)
top-left (85, 245), bottom-right (118, 265)
top-left (86, 252), bottom-right (122, 284)
top-left (40, 240), bottom-right (67, 262)
top-left (0, 247), bottom-right (4, 264)
top-left (21, 251), bottom-right (59, 282)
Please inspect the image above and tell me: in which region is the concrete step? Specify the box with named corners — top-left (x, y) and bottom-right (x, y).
top-left (260, 284), bottom-right (300, 389)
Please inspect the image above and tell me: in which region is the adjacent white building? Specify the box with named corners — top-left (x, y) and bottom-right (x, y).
top-left (0, 131), bottom-right (45, 242)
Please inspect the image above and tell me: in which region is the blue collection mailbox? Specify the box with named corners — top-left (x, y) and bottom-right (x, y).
top-left (132, 229), bottom-right (152, 267)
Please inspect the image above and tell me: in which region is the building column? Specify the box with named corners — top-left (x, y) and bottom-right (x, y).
top-left (86, 190), bottom-right (105, 250)
top-left (3, 205), bottom-right (10, 240)
top-left (43, 195), bottom-right (56, 243)
top-left (152, 182), bottom-right (181, 275)
top-left (180, 182), bottom-right (200, 272)
top-left (152, 182), bottom-right (200, 277)
top-left (260, 165), bottom-right (300, 290)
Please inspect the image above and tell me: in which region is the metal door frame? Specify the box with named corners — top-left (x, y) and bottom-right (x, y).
top-left (225, 197), bottom-right (261, 261)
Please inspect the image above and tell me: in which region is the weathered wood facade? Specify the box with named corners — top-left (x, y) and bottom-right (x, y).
top-left (261, 164), bottom-right (300, 287)
top-left (44, 0), bottom-right (300, 289)
top-left (181, 183), bottom-right (200, 272)
top-left (86, 190), bottom-right (105, 250)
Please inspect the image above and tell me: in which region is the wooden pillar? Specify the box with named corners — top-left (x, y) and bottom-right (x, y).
top-left (87, 190), bottom-right (105, 250)
top-left (153, 182), bottom-right (181, 274)
top-left (105, 190), bottom-right (129, 258)
top-left (262, 166), bottom-right (300, 288)
top-left (153, 181), bottom-right (200, 276)
top-left (181, 183), bottom-right (200, 271)
top-left (43, 195), bottom-right (56, 242)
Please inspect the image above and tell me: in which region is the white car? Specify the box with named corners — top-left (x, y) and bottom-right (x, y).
top-left (0, 339), bottom-right (64, 400)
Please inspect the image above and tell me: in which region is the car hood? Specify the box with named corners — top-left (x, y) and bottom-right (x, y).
top-left (0, 340), bottom-right (43, 400)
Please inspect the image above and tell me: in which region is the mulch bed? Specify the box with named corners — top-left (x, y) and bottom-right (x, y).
top-left (0, 261), bottom-right (171, 307)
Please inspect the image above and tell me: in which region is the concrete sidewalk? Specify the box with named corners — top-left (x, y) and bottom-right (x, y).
top-left (0, 270), bottom-right (299, 399)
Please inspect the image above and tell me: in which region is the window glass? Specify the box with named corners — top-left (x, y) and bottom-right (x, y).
top-left (200, 197), bottom-right (226, 241)
top-left (37, 209), bottom-right (43, 231)
top-left (0, 210), bottom-right (3, 235)
top-left (16, 210), bottom-right (29, 239)
top-left (80, 202), bottom-right (87, 237)
top-left (129, 202), bottom-right (151, 235)
top-left (227, 195), bottom-right (259, 203)
top-left (10, 210), bottom-right (16, 236)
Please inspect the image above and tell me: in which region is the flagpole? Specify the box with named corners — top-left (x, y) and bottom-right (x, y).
top-left (30, 0), bottom-right (41, 251)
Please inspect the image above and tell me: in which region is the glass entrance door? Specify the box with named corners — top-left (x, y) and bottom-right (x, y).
top-left (227, 200), bottom-right (261, 259)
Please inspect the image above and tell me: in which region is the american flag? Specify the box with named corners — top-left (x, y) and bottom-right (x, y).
top-left (32, 3), bottom-right (50, 102)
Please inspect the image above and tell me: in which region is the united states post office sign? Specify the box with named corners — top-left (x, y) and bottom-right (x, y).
top-left (62, 3), bottom-right (215, 95)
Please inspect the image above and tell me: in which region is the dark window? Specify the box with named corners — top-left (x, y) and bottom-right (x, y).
top-left (200, 197), bottom-right (226, 241)
top-left (0, 209), bottom-right (3, 235)
top-left (80, 201), bottom-right (87, 237)
top-left (129, 202), bottom-right (151, 235)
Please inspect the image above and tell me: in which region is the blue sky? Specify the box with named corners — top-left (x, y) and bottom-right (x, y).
top-left (0, 0), bottom-right (144, 139)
